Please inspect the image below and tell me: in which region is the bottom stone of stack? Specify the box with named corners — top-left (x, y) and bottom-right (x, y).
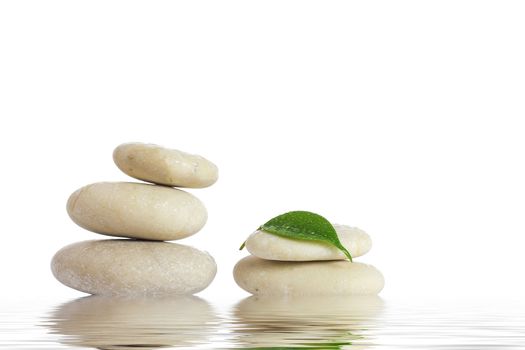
top-left (233, 256), bottom-right (384, 296)
top-left (51, 240), bottom-right (217, 296)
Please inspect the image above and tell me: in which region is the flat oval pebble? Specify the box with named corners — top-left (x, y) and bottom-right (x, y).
top-left (51, 240), bottom-right (217, 296)
top-left (233, 256), bottom-right (384, 296)
top-left (67, 182), bottom-right (207, 241)
top-left (236, 295), bottom-right (384, 319)
top-left (245, 224), bottom-right (372, 261)
top-left (113, 142), bottom-right (219, 188)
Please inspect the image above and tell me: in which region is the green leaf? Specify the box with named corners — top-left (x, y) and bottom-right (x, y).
top-left (239, 240), bottom-right (246, 250)
top-left (248, 210), bottom-right (352, 262)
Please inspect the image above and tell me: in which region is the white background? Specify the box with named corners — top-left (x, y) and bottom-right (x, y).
top-left (1, 1), bottom-right (524, 303)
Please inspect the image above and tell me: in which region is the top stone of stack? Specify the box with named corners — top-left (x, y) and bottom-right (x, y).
top-left (244, 224), bottom-right (372, 262)
top-left (113, 142), bottom-right (219, 188)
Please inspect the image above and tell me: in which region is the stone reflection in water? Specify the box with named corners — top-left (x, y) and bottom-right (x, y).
top-left (46, 295), bottom-right (218, 349)
top-left (232, 296), bottom-right (384, 349)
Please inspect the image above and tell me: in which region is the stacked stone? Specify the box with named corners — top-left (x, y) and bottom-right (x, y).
top-left (51, 143), bottom-right (218, 296)
top-left (233, 224), bottom-right (385, 295)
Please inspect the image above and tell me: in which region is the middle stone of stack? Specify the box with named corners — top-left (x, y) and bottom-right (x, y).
top-left (67, 182), bottom-right (207, 241)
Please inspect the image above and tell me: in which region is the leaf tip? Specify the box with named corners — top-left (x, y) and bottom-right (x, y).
top-left (339, 245), bottom-right (353, 262)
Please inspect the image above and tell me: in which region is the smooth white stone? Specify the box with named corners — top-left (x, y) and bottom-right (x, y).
top-left (113, 142), bottom-right (218, 188)
top-left (51, 240), bottom-right (217, 296)
top-left (236, 294), bottom-right (384, 318)
top-left (233, 256), bottom-right (384, 296)
top-left (67, 182), bottom-right (207, 241)
top-left (245, 224), bottom-right (372, 261)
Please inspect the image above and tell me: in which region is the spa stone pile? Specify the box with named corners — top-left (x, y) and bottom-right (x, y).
top-left (51, 143), bottom-right (218, 296)
top-left (234, 224), bottom-right (385, 295)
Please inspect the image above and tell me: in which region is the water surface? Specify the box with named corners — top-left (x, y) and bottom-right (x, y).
top-left (1, 296), bottom-right (524, 349)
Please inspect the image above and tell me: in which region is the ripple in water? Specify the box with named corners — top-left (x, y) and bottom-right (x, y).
top-left (21, 296), bottom-right (525, 349)
top-left (45, 296), bottom-right (220, 349)
top-left (230, 295), bottom-right (384, 349)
